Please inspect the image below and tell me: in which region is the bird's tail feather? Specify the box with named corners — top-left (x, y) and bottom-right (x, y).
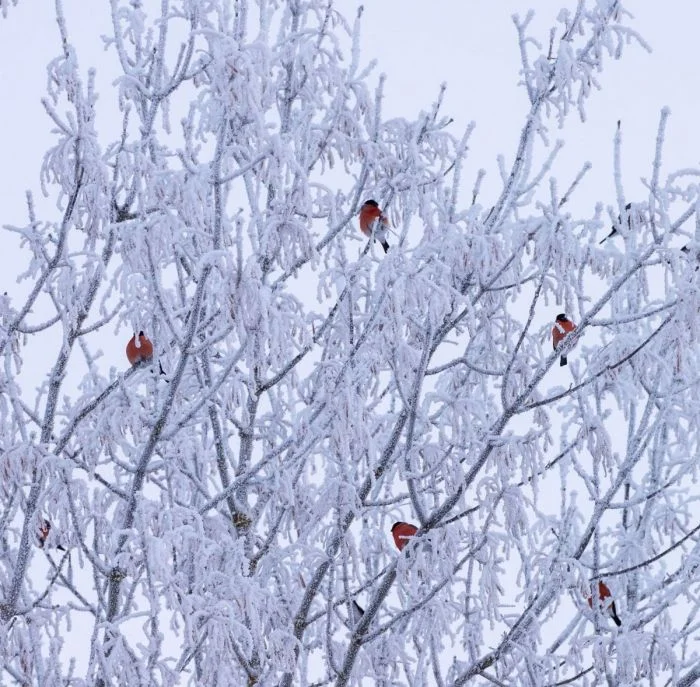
top-left (610, 603), bottom-right (622, 627)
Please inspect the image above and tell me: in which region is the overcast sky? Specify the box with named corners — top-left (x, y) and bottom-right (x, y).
top-left (341, 1), bottom-right (700, 215)
top-left (1, 1), bottom-right (698, 231)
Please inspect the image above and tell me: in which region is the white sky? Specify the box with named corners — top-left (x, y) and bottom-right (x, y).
top-left (1, 2), bottom-right (698, 231)
top-left (344, 1), bottom-right (700, 209)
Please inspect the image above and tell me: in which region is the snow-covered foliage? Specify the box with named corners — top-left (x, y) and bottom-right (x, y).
top-left (2, 1), bottom-right (700, 685)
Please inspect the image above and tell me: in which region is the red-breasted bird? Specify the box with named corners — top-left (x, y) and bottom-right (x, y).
top-left (391, 521), bottom-right (418, 552)
top-left (552, 314), bottom-right (576, 367)
top-left (38, 519), bottom-right (66, 551)
top-left (126, 331), bottom-right (154, 366)
top-left (587, 580), bottom-right (622, 627)
top-left (359, 199), bottom-right (390, 253)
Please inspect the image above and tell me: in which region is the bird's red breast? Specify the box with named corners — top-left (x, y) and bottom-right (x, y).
top-left (359, 202), bottom-right (388, 237)
top-left (391, 521), bottom-right (418, 552)
top-left (126, 332), bottom-right (154, 365)
top-left (588, 580), bottom-right (612, 606)
top-left (552, 317), bottom-right (576, 349)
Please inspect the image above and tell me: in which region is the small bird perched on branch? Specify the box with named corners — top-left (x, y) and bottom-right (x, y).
top-left (126, 331), bottom-right (168, 377)
top-left (126, 331), bottom-right (154, 365)
top-left (38, 519), bottom-right (66, 551)
top-left (359, 199), bottom-right (390, 253)
top-left (552, 314), bottom-right (576, 366)
top-left (599, 202), bottom-right (648, 244)
top-left (391, 521), bottom-right (418, 552)
top-left (587, 580), bottom-right (622, 627)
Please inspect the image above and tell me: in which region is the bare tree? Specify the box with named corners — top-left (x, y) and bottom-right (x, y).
top-left (2, 1), bottom-right (700, 685)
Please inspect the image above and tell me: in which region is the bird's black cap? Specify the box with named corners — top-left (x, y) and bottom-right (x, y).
top-left (363, 199), bottom-right (379, 207)
top-left (138, 330), bottom-right (145, 336)
top-left (555, 314), bottom-right (567, 321)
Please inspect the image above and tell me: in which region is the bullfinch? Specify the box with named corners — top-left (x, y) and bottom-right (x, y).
top-left (391, 521), bottom-right (418, 552)
top-left (552, 314), bottom-right (576, 366)
top-left (599, 202), bottom-right (650, 244)
top-left (126, 331), bottom-right (154, 366)
top-left (587, 580), bottom-right (621, 627)
top-left (38, 519), bottom-right (65, 551)
top-left (359, 200), bottom-right (390, 253)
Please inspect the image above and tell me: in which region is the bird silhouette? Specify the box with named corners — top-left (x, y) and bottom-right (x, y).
top-left (599, 202), bottom-right (646, 244)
